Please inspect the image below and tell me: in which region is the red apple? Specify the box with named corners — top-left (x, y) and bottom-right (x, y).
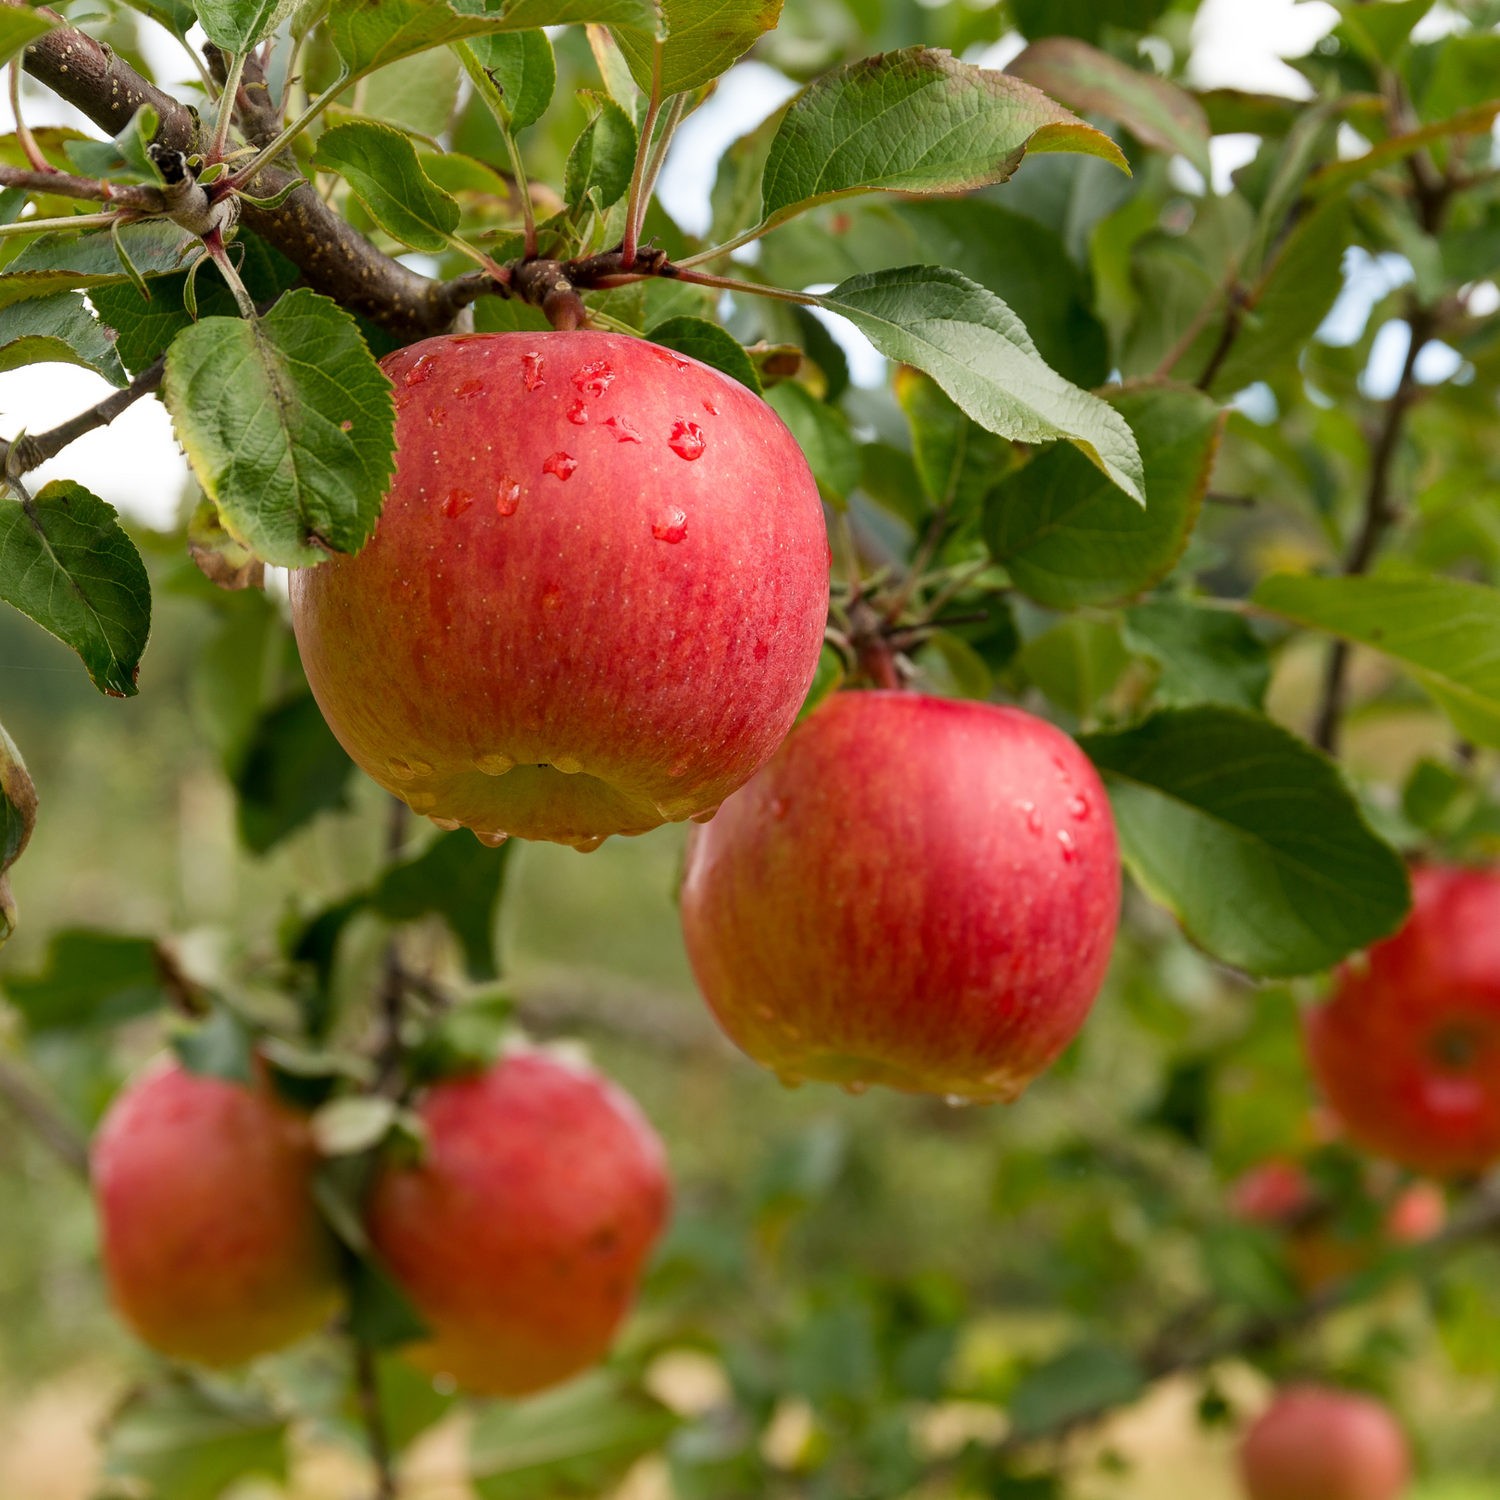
top-left (1230, 1160), bottom-right (1314, 1225)
top-left (91, 1058), bottom-right (341, 1365)
top-left (289, 331), bottom-right (829, 851)
top-left (367, 1049), bottom-right (669, 1395)
top-left (1240, 1386), bottom-right (1410, 1500)
top-left (1384, 1180), bottom-right (1445, 1244)
top-left (678, 691), bottom-right (1120, 1102)
top-left (1306, 864), bottom-right (1500, 1176)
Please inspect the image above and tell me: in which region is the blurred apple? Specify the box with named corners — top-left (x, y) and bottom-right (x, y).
top-left (1240, 1385), bottom-right (1409, 1500)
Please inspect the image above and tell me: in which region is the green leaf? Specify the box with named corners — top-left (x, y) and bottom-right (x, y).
top-left (348, 1253), bottom-right (431, 1348)
top-left (1009, 1346), bottom-right (1145, 1440)
top-left (1018, 617), bottom-right (1128, 717)
top-left (564, 92), bottom-right (637, 213)
top-left (0, 6), bottom-right (59, 70)
top-left (357, 46), bottom-right (464, 137)
top-left (1252, 573), bottom-right (1500, 749)
top-left (63, 104), bottom-right (164, 186)
top-left (1333, 0), bottom-right (1432, 66)
top-left (858, 441), bottom-right (927, 529)
top-left (102, 1374), bottom-right (287, 1500)
top-left (983, 385), bottom-right (1218, 607)
top-left (197, 0), bottom-right (296, 51)
top-left (1010, 0), bottom-right (1166, 43)
top-left (756, 48), bottom-right (1126, 236)
top-left (164, 288), bottom-right (398, 567)
top-left (648, 315), bottom-right (761, 393)
top-left (235, 693), bottom-right (356, 853)
top-left (372, 829), bottom-right (516, 981)
top-left (820, 267), bottom-right (1143, 504)
top-left (1208, 199), bottom-right (1351, 397)
top-left (1009, 36), bottom-right (1210, 178)
top-left (1420, 34), bottom-right (1500, 122)
top-left (1080, 706), bottom-right (1412, 977)
top-left (613, 0), bottom-right (782, 97)
top-left (174, 1004), bottom-right (256, 1084)
top-left (1307, 101), bottom-right (1500, 200)
top-left (3, 930), bottom-right (163, 1031)
top-left (469, 1371), bottom-right (678, 1500)
top-left (1123, 597), bottom-right (1270, 710)
top-left (894, 364), bottom-right (1011, 518)
top-left (0, 220), bottom-right (198, 311)
top-left (326, 0), bottom-right (657, 82)
top-left (312, 120), bottom-right (460, 253)
top-left (765, 379), bottom-right (859, 505)
top-left (0, 479), bottom-right (151, 696)
top-left (0, 290), bottom-right (127, 386)
top-left (0, 721), bottom-right (36, 947)
top-left (121, 0), bottom-right (197, 39)
top-left (461, 29), bottom-right (555, 131)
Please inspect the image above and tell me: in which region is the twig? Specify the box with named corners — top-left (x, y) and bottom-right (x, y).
top-left (1154, 269), bottom-right (1239, 382)
top-left (1, 356), bottom-right (165, 478)
top-left (0, 1053), bottom-right (90, 1177)
top-left (209, 50), bottom-right (247, 162)
top-left (9, 60), bottom-right (53, 174)
top-left (1313, 305), bottom-right (1435, 752)
top-left (375, 797), bottom-right (408, 1092)
top-left (353, 1339), bottom-right (398, 1500)
top-left (0, 163), bottom-right (163, 209)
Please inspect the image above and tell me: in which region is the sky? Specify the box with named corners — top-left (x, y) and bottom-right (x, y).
top-left (0, 0), bottom-right (1441, 529)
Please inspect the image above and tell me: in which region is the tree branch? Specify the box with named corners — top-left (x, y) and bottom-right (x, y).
top-left (0, 1052), bottom-right (90, 1177)
top-left (0, 355), bottom-right (165, 477)
top-left (0, 162), bottom-right (162, 209)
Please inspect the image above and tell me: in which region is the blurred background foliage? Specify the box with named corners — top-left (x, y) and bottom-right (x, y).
top-left (5, 0), bottom-right (1500, 1496)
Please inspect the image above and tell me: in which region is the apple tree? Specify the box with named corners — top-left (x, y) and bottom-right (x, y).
top-left (1, 0), bottom-right (1500, 1495)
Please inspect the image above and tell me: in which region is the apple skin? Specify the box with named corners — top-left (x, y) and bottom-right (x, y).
top-left (288, 331), bottom-right (829, 850)
top-left (91, 1058), bottom-right (341, 1366)
top-left (678, 691), bottom-right (1120, 1102)
top-left (1307, 864), bottom-right (1500, 1176)
top-left (1240, 1386), bottom-right (1410, 1500)
top-left (367, 1050), bottom-right (669, 1396)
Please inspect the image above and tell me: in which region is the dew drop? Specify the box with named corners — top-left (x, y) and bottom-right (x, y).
top-left (1057, 828), bottom-right (1078, 863)
top-left (603, 414), bottom-right (642, 444)
top-left (473, 752), bottom-right (515, 776)
top-left (387, 755), bottom-right (416, 780)
top-left (431, 816), bottom-right (462, 831)
top-left (475, 830), bottom-right (509, 847)
top-left (405, 353), bottom-right (437, 387)
top-left (652, 506), bottom-right (688, 544)
top-left (440, 488), bottom-right (472, 518)
top-left (1016, 799), bottom-right (1042, 835)
top-left (566, 399), bottom-right (589, 425)
top-left (456, 377), bottom-right (486, 399)
top-left (842, 1080), bottom-right (870, 1096)
top-left (770, 797), bottom-right (789, 820)
top-left (408, 791), bottom-right (437, 810)
top-left (776, 1071), bottom-right (804, 1091)
top-left (542, 584), bottom-right (563, 610)
top-left (428, 406), bottom-right (447, 427)
top-left (690, 803), bottom-right (720, 823)
top-left (1069, 794), bottom-right (1090, 820)
top-left (755, 1004), bottom-right (775, 1021)
top-left (654, 347), bottom-right (690, 370)
top-left (496, 477), bottom-right (521, 516)
top-left (945, 1093), bottom-right (973, 1109)
top-left (521, 351), bottom-right (544, 390)
top-left (667, 755), bottom-right (691, 778)
top-left (668, 420), bottom-right (706, 461)
top-left (702, 398), bottom-right (719, 416)
top-left (572, 360), bottom-right (614, 396)
top-left (542, 452), bottom-right (578, 481)
top-left (553, 755), bottom-right (583, 775)
top-left (574, 835), bottom-right (605, 854)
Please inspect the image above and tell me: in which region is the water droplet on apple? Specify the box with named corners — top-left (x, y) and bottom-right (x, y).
top-left (474, 830), bottom-right (509, 847)
top-left (1069, 795), bottom-right (1090, 820)
top-left (430, 816), bottom-right (461, 831)
top-left (770, 797), bottom-right (789, 820)
top-left (496, 477), bottom-right (521, 516)
top-left (440, 488), bottom-right (472, 518)
top-left (572, 360), bottom-right (614, 396)
top-left (755, 1004), bottom-right (775, 1021)
top-left (566, 399), bottom-right (589, 425)
top-left (668, 754), bottom-right (692, 778)
top-left (428, 406), bottom-right (447, 427)
top-left (1016, 799), bottom-right (1042, 835)
top-left (542, 452), bottom-right (578, 480)
top-left (542, 584), bottom-right (563, 610)
top-left (668, 420), bottom-right (706, 461)
top-left (456, 377), bottom-right (485, 399)
top-left (603, 415), bottom-right (642, 444)
top-left (652, 506), bottom-right (688, 543)
top-left (573, 835), bottom-right (605, 853)
top-left (408, 791), bottom-right (437, 810)
top-left (776, 1070), bottom-right (804, 1090)
top-left (654, 347), bottom-right (691, 370)
top-left (842, 1080), bottom-right (869, 1096)
top-left (944, 1093), bottom-right (973, 1109)
top-left (522, 351), bottom-right (544, 390)
top-left (690, 803), bottom-right (720, 823)
top-left (472, 752), bottom-right (515, 776)
top-left (553, 755), bottom-right (583, 774)
top-left (702, 398), bottom-right (719, 416)
top-left (387, 755), bottom-right (422, 780)
top-left (1057, 828), bottom-right (1078, 862)
top-left (405, 353), bottom-right (438, 387)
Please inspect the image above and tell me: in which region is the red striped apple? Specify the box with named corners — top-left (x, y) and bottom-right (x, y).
top-left (1240, 1386), bottom-right (1409, 1500)
top-left (367, 1050), bottom-right (669, 1395)
top-left (1307, 863), bottom-right (1500, 1175)
top-left (92, 1059), bottom-right (341, 1365)
top-left (289, 331), bottom-right (829, 851)
top-left (678, 691), bottom-right (1120, 1102)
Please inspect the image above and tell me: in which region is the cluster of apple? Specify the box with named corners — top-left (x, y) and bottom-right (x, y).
top-left (91, 335), bottom-right (1500, 1482)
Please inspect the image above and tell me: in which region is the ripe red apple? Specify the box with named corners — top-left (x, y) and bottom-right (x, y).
top-left (1240, 1386), bottom-right (1410, 1500)
top-left (289, 331), bottom-right (829, 851)
top-left (91, 1058), bottom-right (341, 1366)
top-left (678, 691), bottom-right (1120, 1102)
top-left (1306, 864), bottom-right (1500, 1176)
top-left (1230, 1160), bottom-right (1314, 1225)
top-left (367, 1049), bottom-right (669, 1395)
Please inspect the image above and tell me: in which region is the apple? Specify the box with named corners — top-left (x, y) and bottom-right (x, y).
top-left (1306, 864), bottom-right (1500, 1176)
top-left (289, 331), bottom-right (829, 851)
top-left (1239, 1386), bottom-right (1410, 1500)
top-left (91, 1058), bottom-right (341, 1366)
top-left (1230, 1160), bottom-right (1315, 1226)
top-left (366, 1049), bottom-right (669, 1395)
top-left (677, 690), bottom-right (1120, 1102)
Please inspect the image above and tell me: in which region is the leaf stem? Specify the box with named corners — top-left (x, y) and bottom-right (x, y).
top-left (210, 51), bottom-right (248, 163)
top-left (205, 229), bottom-right (258, 319)
top-left (673, 221), bottom-right (771, 270)
top-left (0, 211), bottom-right (123, 238)
top-left (670, 267), bottom-right (820, 306)
top-left (9, 62), bottom-right (54, 175)
top-left (619, 44), bottom-right (664, 271)
top-left (495, 124), bottom-right (538, 260)
top-left (226, 79), bottom-right (344, 190)
top-left (353, 1338), bottom-right (398, 1500)
top-left (637, 91), bottom-right (686, 221)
